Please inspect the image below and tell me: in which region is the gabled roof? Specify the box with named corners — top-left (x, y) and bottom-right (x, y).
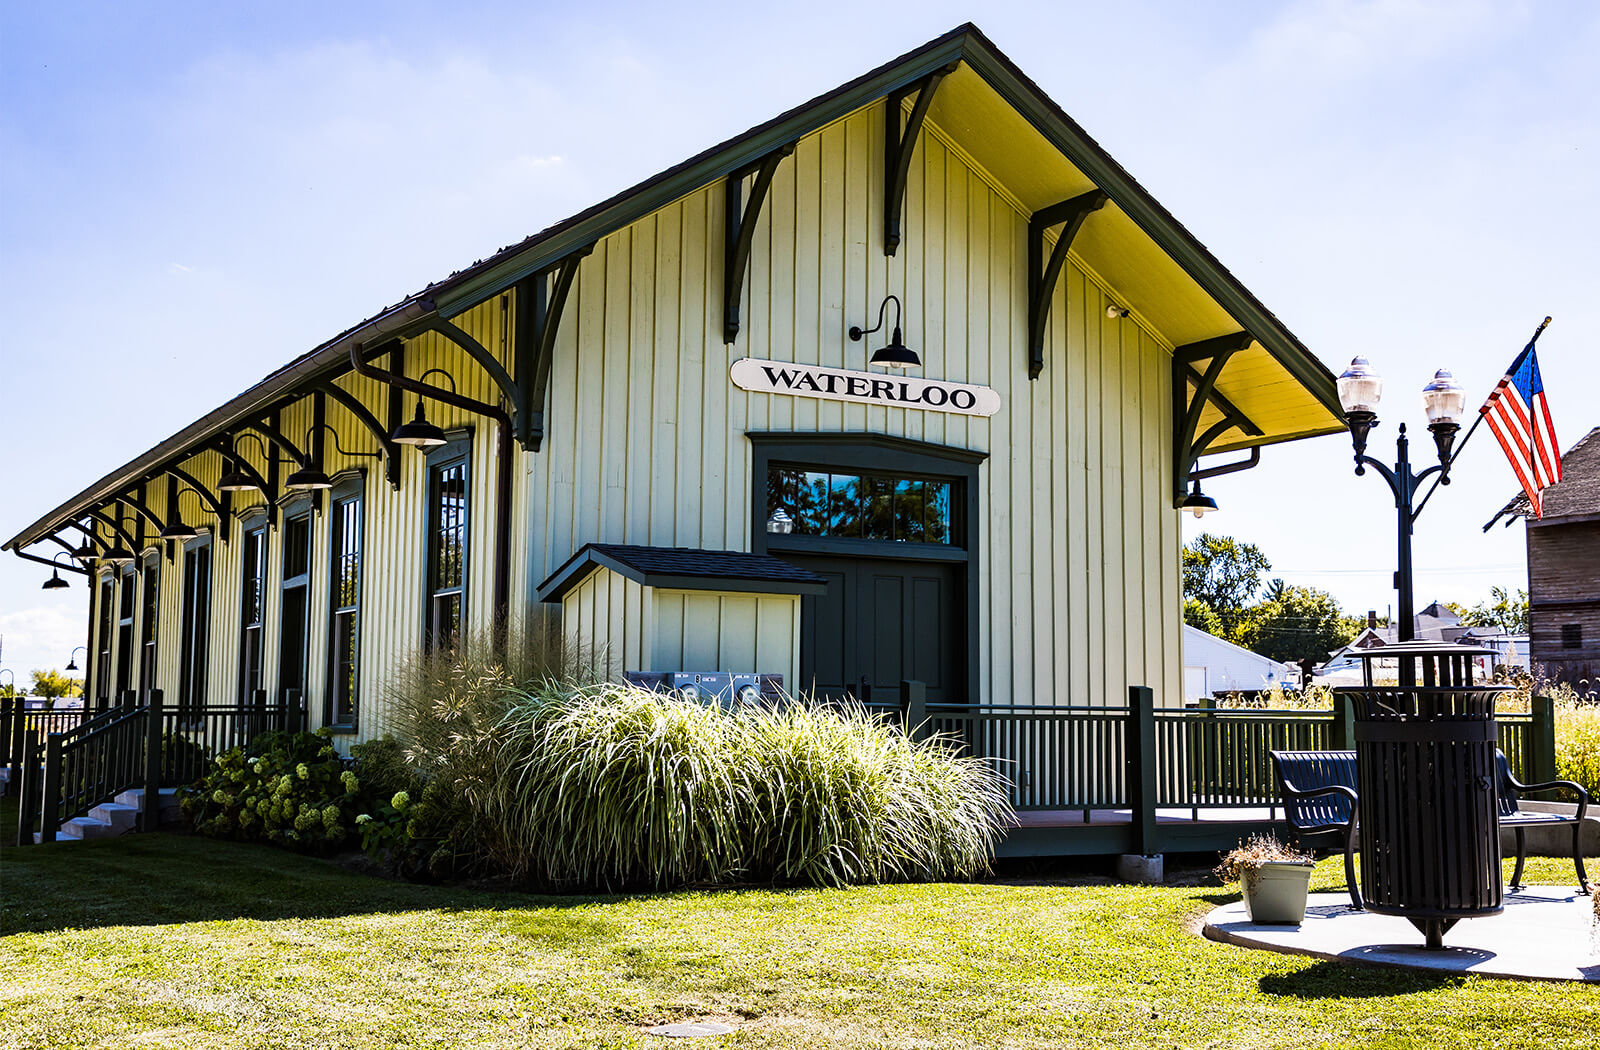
top-left (6, 22), bottom-right (1343, 554)
top-left (1486, 427), bottom-right (1600, 528)
top-left (538, 544), bottom-right (827, 602)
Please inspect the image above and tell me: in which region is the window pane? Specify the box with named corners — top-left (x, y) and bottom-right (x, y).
top-left (793, 471), bottom-right (829, 534)
top-left (926, 482), bottom-right (952, 544)
top-left (864, 477), bottom-right (895, 540)
top-left (894, 479), bottom-right (925, 542)
top-left (284, 515), bottom-right (310, 579)
top-left (828, 474), bottom-right (863, 537)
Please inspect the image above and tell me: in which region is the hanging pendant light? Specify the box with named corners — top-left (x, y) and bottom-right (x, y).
top-left (42, 568), bottom-right (70, 590)
top-left (1181, 479), bottom-right (1219, 518)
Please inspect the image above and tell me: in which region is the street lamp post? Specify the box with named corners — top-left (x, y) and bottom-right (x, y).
top-left (1336, 358), bottom-right (1466, 673)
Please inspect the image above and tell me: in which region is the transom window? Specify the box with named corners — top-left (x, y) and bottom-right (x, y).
top-left (767, 467), bottom-right (954, 544)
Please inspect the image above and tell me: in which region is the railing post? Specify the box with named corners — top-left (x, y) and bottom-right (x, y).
top-left (1126, 686), bottom-right (1158, 855)
top-left (899, 680), bottom-right (927, 742)
top-left (143, 689), bottom-right (164, 831)
top-left (1530, 695), bottom-right (1557, 788)
top-left (1330, 691), bottom-right (1355, 750)
top-left (16, 728), bottom-right (39, 846)
top-left (39, 732), bottom-right (65, 844)
top-left (6, 701), bottom-right (23, 786)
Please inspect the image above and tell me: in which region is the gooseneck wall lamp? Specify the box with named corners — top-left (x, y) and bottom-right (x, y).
top-left (100, 512), bottom-right (139, 567)
top-left (160, 486), bottom-right (203, 540)
top-left (286, 423), bottom-right (382, 491)
top-left (218, 432), bottom-right (296, 493)
top-left (390, 369), bottom-right (456, 448)
top-left (66, 647), bottom-right (88, 672)
top-left (850, 295), bottom-right (921, 369)
top-left (1180, 479), bottom-right (1219, 519)
top-left (41, 552), bottom-right (75, 590)
top-left (1336, 356), bottom-right (1466, 659)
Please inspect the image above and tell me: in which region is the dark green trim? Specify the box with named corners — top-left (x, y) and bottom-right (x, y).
top-left (747, 430), bottom-right (982, 706)
top-left (1028, 191), bottom-right (1108, 380)
top-left (318, 382), bottom-right (400, 490)
top-left (883, 66), bottom-right (956, 256)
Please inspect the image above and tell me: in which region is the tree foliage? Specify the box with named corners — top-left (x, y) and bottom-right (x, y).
top-left (30, 669), bottom-right (84, 699)
top-left (1231, 585), bottom-right (1358, 664)
top-left (1183, 598), bottom-right (1223, 636)
top-left (1459, 586), bottom-right (1529, 634)
top-left (1181, 534), bottom-right (1271, 637)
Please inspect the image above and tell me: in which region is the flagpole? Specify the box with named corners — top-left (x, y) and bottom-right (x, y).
top-left (1410, 316), bottom-right (1551, 520)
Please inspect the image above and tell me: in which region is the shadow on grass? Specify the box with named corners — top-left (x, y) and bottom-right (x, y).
top-left (1259, 959), bottom-right (1468, 998)
top-left (0, 833), bottom-right (639, 937)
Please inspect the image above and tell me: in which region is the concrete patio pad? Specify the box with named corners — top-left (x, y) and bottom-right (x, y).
top-left (1204, 886), bottom-right (1600, 982)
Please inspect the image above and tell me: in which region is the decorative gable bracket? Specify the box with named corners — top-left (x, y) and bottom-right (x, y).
top-left (723, 145), bottom-right (796, 344)
top-left (1171, 332), bottom-right (1264, 505)
top-left (1027, 189), bottom-right (1108, 380)
top-left (883, 63), bottom-right (959, 256)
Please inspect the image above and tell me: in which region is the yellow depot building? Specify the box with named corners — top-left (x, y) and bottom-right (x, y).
top-left (6, 25), bottom-right (1347, 853)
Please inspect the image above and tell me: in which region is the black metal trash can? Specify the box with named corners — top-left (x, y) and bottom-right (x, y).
top-left (1345, 687), bottom-right (1504, 949)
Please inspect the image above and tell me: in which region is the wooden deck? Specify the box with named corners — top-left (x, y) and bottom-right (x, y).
top-left (997, 806), bottom-right (1290, 858)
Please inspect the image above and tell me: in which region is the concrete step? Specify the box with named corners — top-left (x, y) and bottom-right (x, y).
top-left (114, 787), bottom-right (182, 818)
top-left (58, 815), bottom-right (123, 841)
top-left (88, 801), bottom-right (141, 832)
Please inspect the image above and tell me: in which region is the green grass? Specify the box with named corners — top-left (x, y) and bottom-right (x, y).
top-left (2, 836), bottom-right (1596, 1049)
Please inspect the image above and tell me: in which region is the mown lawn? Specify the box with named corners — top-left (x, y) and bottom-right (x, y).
top-left (1, 835), bottom-right (1595, 1049)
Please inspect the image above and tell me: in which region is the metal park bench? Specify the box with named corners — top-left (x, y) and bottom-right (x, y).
top-left (1496, 751), bottom-right (1591, 893)
top-left (1269, 749), bottom-right (1362, 910)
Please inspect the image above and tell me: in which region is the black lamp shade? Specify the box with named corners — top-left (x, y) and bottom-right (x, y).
top-left (218, 468), bottom-right (260, 492)
top-left (66, 658), bottom-right (79, 671)
top-left (103, 544), bottom-right (136, 566)
top-left (160, 520), bottom-right (200, 540)
top-left (869, 325), bottom-right (921, 369)
top-left (1181, 481), bottom-right (1219, 518)
top-left (392, 402), bottom-right (449, 447)
top-left (42, 569), bottom-right (69, 590)
top-left (285, 465), bottom-right (334, 491)
top-left (73, 542), bottom-right (97, 559)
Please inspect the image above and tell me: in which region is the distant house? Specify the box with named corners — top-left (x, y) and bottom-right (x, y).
top-left (1317, 601), bottom-right (1526, 682)
top-left (1181, 625), bottom-right (1295, 702)
top-left (1488, 427), bottom-right (1600, 690)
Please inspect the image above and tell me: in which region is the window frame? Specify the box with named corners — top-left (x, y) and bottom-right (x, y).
top-left (325, 472), bottom-right (365, 731)
top-left (423, 432), bottom-right (472, 651)
top-left (277, 501), bottom-right (314, 710)
top-left (178, 535), bottom-right (212, 716)
top-left (238, 518), bottom-right (269, 706)
top-left (139, 551), bottom-right (160, 698)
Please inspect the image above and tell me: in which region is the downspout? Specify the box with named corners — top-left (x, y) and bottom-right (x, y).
top-left (349, 342), bottom-right (513, 631)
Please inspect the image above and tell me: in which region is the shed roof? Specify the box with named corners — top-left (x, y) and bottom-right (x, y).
top-left (538, 544), bottom-right (827, 602)
top-left (6, 22), bottom-right (1344, 554)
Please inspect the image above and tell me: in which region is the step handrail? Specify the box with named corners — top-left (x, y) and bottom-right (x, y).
top-left (38, 704), bottom-right (150, 842)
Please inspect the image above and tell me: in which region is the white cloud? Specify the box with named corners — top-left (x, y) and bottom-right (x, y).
top-left (0, 604), bottom-right (85, 682)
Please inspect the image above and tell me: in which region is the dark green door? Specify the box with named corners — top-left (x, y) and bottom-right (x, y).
top-left (787, 555), bottom-right (964, 703)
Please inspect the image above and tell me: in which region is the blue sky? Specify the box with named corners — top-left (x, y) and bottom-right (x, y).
top-left (3, 1), bottom-right (1597, 681)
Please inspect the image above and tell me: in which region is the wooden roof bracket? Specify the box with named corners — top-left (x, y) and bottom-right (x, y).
top-left (1027, 190), bottom-right (1109, 380)
top-left (82, 507), bottom-right (138, 551)
top-left (515, 246), bottom-right (592, 452)
top-left (118, 484), bottom-right (169, 541)
top-left (883, 63), bottom-right (958, 256)
top-left (319, 381), bottom-right (401, 489)
top-left (1170, 332), bottom-right (1262, 505)
top-left (12, 542), bottom-right (90, 576)
top-left (723, 145), bottom-right (795, 344)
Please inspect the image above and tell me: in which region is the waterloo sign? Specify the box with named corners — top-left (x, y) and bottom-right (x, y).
top-left (729, 359), bottom-right (1001, 417)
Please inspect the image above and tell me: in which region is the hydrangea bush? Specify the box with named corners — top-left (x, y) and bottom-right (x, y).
top-left (180, 730), bottom-right (361, 851)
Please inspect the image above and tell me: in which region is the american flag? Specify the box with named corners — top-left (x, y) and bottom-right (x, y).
top-left (1481, 319), bottom-right (1561, 517)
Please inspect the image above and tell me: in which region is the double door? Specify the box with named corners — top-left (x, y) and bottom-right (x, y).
top-left (786, 554), bottom-right (964, 703)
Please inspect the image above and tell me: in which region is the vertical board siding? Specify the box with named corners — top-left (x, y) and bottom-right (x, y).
top-left (524, 104), bottom-right (1180, 711)
top-left (116, 99), bottom-right (1185, 742)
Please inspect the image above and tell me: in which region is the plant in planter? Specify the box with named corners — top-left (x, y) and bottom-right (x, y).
top-left (1215, 834), bottom-right (1316, 925)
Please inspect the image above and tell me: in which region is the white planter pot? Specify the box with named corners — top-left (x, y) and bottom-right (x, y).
top-left (1242, 861), bottom-right (1314, 925)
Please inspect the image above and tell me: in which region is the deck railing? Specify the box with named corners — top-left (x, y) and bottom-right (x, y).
top-left (15, 688), bottom-right (308, 845)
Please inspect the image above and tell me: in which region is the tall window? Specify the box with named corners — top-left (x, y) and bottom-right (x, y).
top-left (115, 565), bottom-right (136, 699)
top-left (278, 512), bottom-right (312, 709)
top-left (240, 523), bottom-right (268, 704)
top-left (139, 554), bottom-right (159, 697)
top-left (327, 481), bottom-right (363, 728)
top-left (426, 438), bottom-right (471, 650)
top-left (95, 575), bottom-right (114, 706)
top-left (179, 540), bottom-right (212, 715)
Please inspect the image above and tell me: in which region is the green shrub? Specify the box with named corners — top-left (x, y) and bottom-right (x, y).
top-left (180, 730), bottom-right (360, 851)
